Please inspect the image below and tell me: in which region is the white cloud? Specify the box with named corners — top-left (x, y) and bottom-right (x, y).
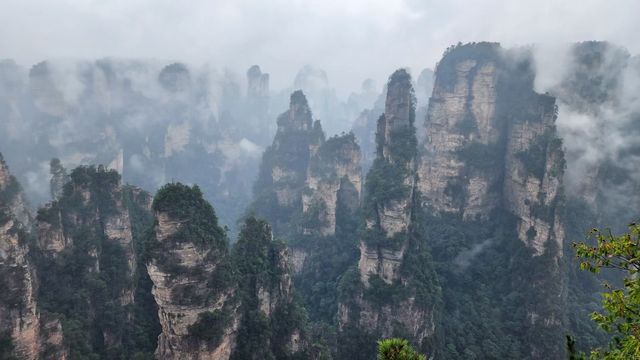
top-left (1, 0), bottom-right (638, 96)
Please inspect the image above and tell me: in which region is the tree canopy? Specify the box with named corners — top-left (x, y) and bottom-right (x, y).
top-left (377, 338), bottom-right (426, 360)
top-left (573, 223), bottom-right (640, 359)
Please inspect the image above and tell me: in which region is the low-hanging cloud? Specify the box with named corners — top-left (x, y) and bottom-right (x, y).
top-left (533, 42), bottom-right (640, 227)
top-left (1, 0), bottom-right (639, 96)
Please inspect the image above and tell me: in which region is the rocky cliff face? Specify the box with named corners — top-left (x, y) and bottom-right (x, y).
top-left (232, 217), bottom-right (309, 359)
top-left (302, 133), bottom-right (362, 236)
top-left (252, 90), bottom-right (325, 235)
top-left (358, 69), bottom-right (417, 284)
top-left (37, 165), bottom-right (137, 274)
top-left (147, 185), bottom-right (310, 359)
top-left (417, 44), bottom-right (503, 218)
top-left (34, 165), bottom-right (154, 357)
top-left (147, 183), bottom-right (239, 360)
top-left (252, 91), bottom-right (363, 311)
top-left (338, 70), bottom-right (440, 357)
top-left (416, 43), bottom-right (566, 359)
top-left (417, 43), bottom-right (565, 255)
top-left (0, 154), bottom-right (67, 360)
top-left (253, 89), bottom-right (363, 240)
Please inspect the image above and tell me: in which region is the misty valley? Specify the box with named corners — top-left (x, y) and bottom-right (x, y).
top-left (1, 41), bottom-right (640, 360)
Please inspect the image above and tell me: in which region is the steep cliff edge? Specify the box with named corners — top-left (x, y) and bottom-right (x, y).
top-left (302, 133), bottom-right (361, 237)
top-left (416, 43), bottom-right (566, 359)
top-left (34, 165), bottom-right (157, 358)
top-left (0, 154), bottom-right (66, 360)
top-left (147, 184), bottom-right (312, 359)
top-left (251, 90), bottom-right (363, 329)
top-left (231, 217), bottom-right (309, 359)
top-left (417, 42), bottom-right (565, 256)
top-left (252, 90), bottom-right (325, 236)
top-left (147, 183), bottom-right (238, 360)
top-left (338, 69), bottom-right (441, 359)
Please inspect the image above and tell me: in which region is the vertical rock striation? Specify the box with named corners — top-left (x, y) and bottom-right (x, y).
top-left (0, 154), bottom-right (40, 360)
top-left (416, 43), bottom-right (566, 358)
top-left (251, 90), bottom-right (363, 330)
top-left (231, 217), bottom-right (309, 359)
top-left (358, 69), bottom-right (417, 285)
top-left (417, 43), bottom-right (504, 219)
top-left (302, 133), bottom-right (362, 236)
top-left (338, 69), bottom-right (440, 357)
top-left (252, 90), bottom-right (324, 236)
top-left (34, 165), bottom-right (151, 357)
top-left (417, 42), bottom-right (565, 255)
top-left (0, 153), bottom-right (67, 359)
top-left (146, 185), bottom-right (310, 359)
top-left (253, 89), bottom-right (362, 239)
top-left (147, 183), bottom-right (239, 360)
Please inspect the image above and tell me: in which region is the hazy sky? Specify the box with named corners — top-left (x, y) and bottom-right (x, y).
top-left (1, 0), bottom-right (639, 94)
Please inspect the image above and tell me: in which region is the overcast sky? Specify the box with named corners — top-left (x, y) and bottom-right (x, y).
top-left (1, 0), bottom-right (638, 95)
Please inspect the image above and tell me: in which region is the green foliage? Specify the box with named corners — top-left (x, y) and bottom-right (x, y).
top-left (300, 199), bottom-right (328, 232)
top-left (36, 202), bottom-right (60, 227)
top-left (386, 126), bottom-right (417, 165)
top-left (153, 183), bottom-right (226, 246)
top-left (250, 110), bottom-right (321, 236)
top-left (123, 187), bottom-right (161, 356)
top-left (436, 42), bottom-right (501, 92)
top-left (563, 198), bottom-right (609, 354)
top-left (364, 158), bottom-right (411, 211)
top-left (516, 130), bottom-right (552, 179)
top-left (188, 310), bottom-right (231, 344)
top-left (363, 276), bottom-right (408, 307)
top-left (234, 217), bottom-right (284, 287)
top-left (377, 338), bottom-right (426, 360)
top-left (308, 132), bottom-right (359, 180)
top-left (0, 264), bottom-right (27, 309)
top-left (337, 324), bottom-right (378, 360)
top-left (65, 166), bottom-right (121, 215)
top-left (456, 141), bottom-right (504, 171)
top-left (573, 223), bottom-right (640, 359)
top-left (33, 167), bottom-right (159, 359)
top-left (422, 211), bottom-right (565, 359)
top-left (232, 216), bottom-right (310, 359)
top-left (0, 332), bottom-right (17, 360)
top-left (294, 233), bottom-right (359, 325)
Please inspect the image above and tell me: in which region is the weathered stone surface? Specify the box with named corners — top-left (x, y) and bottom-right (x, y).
top-left (340, 69), bottom-right (439, 352)
top-left (417, 43), bottom-right (565, 255)
top-left (415, 43), bottom-right (566, 358)
top-left (254, 90), bottom-right (362, 241)
top-left (358, 69), bottom-right (416, 284)
top-left (357, 241), bottom-right (405, 285)
top-left (289, 248), bottom-right (308, 274)
top-left (302, 133), bottom-right (362, 236)
top-left (148, 209), bottom-right (239, 360)
top-left (417, 55), bottom-right (501, 218)
top-left (0, 154), bottom-right (67, 360)
top-left (503, 105), bottom-right (564, 255)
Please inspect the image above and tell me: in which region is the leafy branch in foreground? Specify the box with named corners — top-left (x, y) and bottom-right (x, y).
top-left (572, 222), bottom-right (640, 359)
top-left (377, 338), bottom-right (426, 360)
